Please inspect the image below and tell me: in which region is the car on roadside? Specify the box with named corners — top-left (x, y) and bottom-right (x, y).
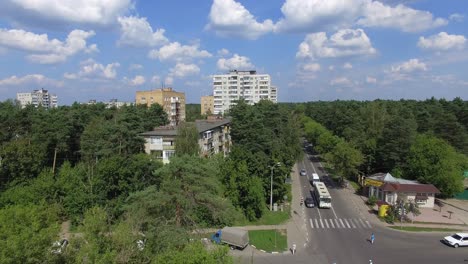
top-left (305, 197), bottom-right (315, 208)
top-left (300, 169), bottom-right (307, 176)
top-left (443, 233), bottom-right (468, 248)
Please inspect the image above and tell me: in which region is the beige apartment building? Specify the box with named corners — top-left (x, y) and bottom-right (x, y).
top-left (201, 95), bottom-right (214, 115)
top-left (140, 117), bottom-right (231, 164)
top-left (135, 88), bottom-right (185, 126)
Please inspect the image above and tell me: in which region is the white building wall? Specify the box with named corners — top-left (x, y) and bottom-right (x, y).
top-left (212, 70), bottom-right (278, 115)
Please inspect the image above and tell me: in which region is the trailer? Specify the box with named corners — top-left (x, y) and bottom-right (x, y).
top-left (212, 227), bottom-right (249, 249)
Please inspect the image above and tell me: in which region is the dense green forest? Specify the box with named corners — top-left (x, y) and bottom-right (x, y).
top-left (0, 99), bottom-right (300, 263)
top-left (300, 98), bottom-right (468, 197)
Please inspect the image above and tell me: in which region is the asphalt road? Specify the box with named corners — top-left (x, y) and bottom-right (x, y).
top-left (295, 148), bottom-right (468, 264)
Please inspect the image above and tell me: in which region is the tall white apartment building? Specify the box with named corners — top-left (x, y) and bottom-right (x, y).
top-left (212, 70), bottom-right (278, 115)
top-left (16, 88), bottom-right (58, 109)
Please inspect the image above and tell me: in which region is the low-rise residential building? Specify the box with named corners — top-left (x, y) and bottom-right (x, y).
top-left (86, 99), bottom-right (133, 108)
top-left (16, 88), bottom-right (58, 109)
top-left (141, 117), bottom-right (231, 163)
top-left (362, 172), bottom-right (440, 208)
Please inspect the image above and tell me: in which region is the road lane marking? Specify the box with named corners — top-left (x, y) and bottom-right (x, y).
top-left (316, 205), bottom-right (322, 219)
top-left (329, 219), bottom-right (335, 228)
top-left (365, 220), bottom-right (372, 228)
top-left (349, 219), bottom-right (356, 228)
top-left (359, 219), bottom-right (366, 228)
top-left (344, 219), bottom-right (351, 228)
top-left (315, 218), bottom-right (319, 228)
top-left (330, 205), bottom-right (338, 219)
top-left (335, 219), bottom-right (341, 228)
top-left (324, 219), bottom-right (329, 228)
top-left (339, 219), bottom-right (345, 228)
top-left (320, 218), bottom-right (324, 228)
top-left (310, 218), bottom-right (314, 229)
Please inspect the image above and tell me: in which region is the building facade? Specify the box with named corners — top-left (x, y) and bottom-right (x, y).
top-left (361, 173), bottom-right (440, 208)
top-left (201, 95), bottom-right (214, 115)
top-left (16, 88), bottom-right (58, 109)
top-left (212, 70), bottom-right (278, 115)
top-left (87, 99), bottom-right (133, 108)
top-left (135, 88), bottom-right (185, 126)
top-left (141, 118), bottom-right (231, 164)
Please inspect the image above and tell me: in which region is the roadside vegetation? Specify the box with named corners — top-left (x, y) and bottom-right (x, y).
top-left (0, 99), bottom-right (301, 262)
top-left (249, 230), bottom-right (288, 252)
top-left (300, 98), bottom-right (468, 198)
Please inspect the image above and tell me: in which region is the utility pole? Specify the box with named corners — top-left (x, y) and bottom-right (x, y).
top-left (52, 147), bottom-right (58, 175)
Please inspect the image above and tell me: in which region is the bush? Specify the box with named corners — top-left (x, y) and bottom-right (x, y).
top-left (367, 196), bottom-right (378, 206)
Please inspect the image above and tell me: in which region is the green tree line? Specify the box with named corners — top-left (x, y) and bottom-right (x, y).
top-left (301, 98), bottom-right (468, 197)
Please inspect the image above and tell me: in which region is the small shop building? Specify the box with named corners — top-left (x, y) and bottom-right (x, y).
top-left (362, 173), bottom-right (440, 208)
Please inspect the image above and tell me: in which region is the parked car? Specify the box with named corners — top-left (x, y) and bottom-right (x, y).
top-left (443, 233), bottom-right (468, 248)
top-left (300, 169), bottom-right (307, 176)
top-left (305, 197), bottom-right (315, 208)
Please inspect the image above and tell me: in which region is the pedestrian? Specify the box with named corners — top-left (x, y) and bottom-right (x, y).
top-left (292, 243), bottom-right (296, 255)
top-left (370, 233), bottom-right (375, 244)
top-left (300, 197), bottom-right (304, 206)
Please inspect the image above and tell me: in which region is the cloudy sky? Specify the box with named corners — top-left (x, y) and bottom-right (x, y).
top-left (0, 0), bottom-right (467, 104)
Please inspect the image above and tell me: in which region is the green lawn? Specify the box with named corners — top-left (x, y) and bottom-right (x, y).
top-left (236, 209), bottom-right (290, 226)
top-left (389, 226), bottom-right (462, 232)
top-left (249, 229), bottom-right (287, 252)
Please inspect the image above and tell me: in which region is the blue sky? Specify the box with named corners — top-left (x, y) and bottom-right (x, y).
top-left (0, 0), bottom-right (467, 105)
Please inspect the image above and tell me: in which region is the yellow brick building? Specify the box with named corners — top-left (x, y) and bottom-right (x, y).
top-left (201, 95), bottom-right (214, 115)
top-left (135, 88), bottom-right (185, 126)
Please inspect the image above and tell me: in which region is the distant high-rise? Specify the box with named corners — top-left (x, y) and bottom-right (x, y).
top-left (212, 70), bottom-right (278, 115)
top-left (201, 95), bottom-right (214, 115)
top-left (16, 88), bottom-right (58, 109)
top-left (135, 87), bottom-right (185, 126)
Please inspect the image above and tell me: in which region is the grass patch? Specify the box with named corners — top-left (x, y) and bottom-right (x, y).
top-left (249, 229), bottom-right (287, 252)
top-left (349, 180), bottom-right (360, 191)
top-left (235, 209), bottom-right (290, 226)
top-left (389, 226), bottom-right (463, 232)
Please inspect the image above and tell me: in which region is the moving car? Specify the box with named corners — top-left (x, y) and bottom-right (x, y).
top-left (443, 233), bottom-right (468, 248)
top-left (300, 169), bottom-right (307, 176)
top-left (305, 197), bottom-right (315, 208)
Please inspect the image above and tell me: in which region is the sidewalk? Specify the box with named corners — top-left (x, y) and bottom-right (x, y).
top-left (285, 164), bottom-right (310, 255)
top-left (344, 183), bottom-right (468, 231)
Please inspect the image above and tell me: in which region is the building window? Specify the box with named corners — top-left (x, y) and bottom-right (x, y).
top-left (150, 136), bottom-right (162, 144)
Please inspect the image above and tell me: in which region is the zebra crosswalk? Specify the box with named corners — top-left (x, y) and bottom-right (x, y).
top-left (310, 218), bottom-right (372, 229)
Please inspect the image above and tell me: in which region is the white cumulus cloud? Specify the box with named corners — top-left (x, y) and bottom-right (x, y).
top-left (148, 42), bottom-right (212, 61)
top-left (129, 75), bottom-right (145, 86)
top-left (275, 0), bottom-right (365, 32)
top-left (418, 32), bottom-right (466, 51)
top-left (169, 63), bottom-right (200, 78)
top-left (64, 59), bottom-right (120, 80)
top-left (0, 28), bottom-right (96, 64)
top-left (391, 58), bottom-right (427, 73)
top-left (217, 54), bottom-right (254, 70)
top-left (206, 0), bottom-right (274, 39)
top-left (275, 0), bottom-right (446, 33)
top-left (118, 16), bottom-right (168, 47)
top-left (449, 13), bottom-right (464, 22)
top-left (0, 74), bottom-right (62, 87)
top-left (302, 63), bottom-right (321, 72)
top-left (330, 77), bottom-right (352, 86)
top-left (343, 63), bottom-right (353, 69)
top-left (366, 76), bottom-right (377, 83)
top-left (1, 0), bottom-right (132, 26)
top-left (296, 29), bottom-right (376, 60)
top-left (217, 48), bottom-right (230, 56)
top-left (129, 64), bottom-right (143, 71)
top-left (358, 1), bottom-right (447, 32)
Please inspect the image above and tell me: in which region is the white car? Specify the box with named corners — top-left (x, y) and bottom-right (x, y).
top-left (300, 169), bottom-right (307, 176)
top-left (443, 233), bottom-right (468, 248)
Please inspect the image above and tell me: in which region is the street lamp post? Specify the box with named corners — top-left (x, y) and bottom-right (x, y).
top-left (270, 162), bottom-right (281, 211)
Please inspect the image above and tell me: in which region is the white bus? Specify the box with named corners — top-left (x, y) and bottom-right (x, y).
top-left (311, 173), bottom-right (320, 186)
top-left (314, 182), bottom-right (332, 208)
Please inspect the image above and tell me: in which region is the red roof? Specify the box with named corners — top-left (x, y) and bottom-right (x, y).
top-left (381, 183), bottom-right (440, 194)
